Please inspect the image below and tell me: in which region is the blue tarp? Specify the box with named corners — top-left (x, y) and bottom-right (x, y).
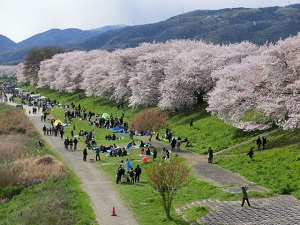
top-left (109, 126), bottom-right (129, 134)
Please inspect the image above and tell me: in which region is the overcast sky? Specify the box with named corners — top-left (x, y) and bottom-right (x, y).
top-left (0, 0), bottom-right (298, 43)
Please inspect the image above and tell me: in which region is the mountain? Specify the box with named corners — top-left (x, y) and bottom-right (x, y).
top-left (80, 4), bottom-right (300, 51)
top-left (1, 4), bottom-right (300, 65)
top-left (0, 34), bottom-right (20, 53)
top-left (18, 25), bottom-right (126, 49)
top-left (0, 25), bottom-right (126, 65)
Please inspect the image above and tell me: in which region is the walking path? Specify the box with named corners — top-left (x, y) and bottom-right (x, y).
top-left (9, 101), bottom-right (138, 225)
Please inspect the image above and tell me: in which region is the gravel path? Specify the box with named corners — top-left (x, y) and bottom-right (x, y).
top-left (10, 101), bottom-right (138, 225)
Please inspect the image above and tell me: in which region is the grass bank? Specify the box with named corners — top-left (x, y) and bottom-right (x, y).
top-left (0, 104), bottom-right (97, 225)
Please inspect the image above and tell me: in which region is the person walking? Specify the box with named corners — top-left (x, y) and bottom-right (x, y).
top-left (241, 186), bottom-right (251, 207)
top-left (256, 136), bottom-right (262, 151)
top-left (83, 148), bottom-right (88, 161)
top-left (247, 147), bottom-right (254, 163)
top-left (134, 165), bottom-right (142, 182)
top-left (208, 147), bottom-right (213, 163)
top-left (64, 137), bottom-right (69, 150)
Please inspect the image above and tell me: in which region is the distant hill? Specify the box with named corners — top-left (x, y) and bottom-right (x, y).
top-left (1, 4), bottom-right (300, 64)
top-left (0, 25), bottom-right (126, 65)
top-left (80, 4), bottom-right (300, 51)
top-left (0, 34), bottom-right (20, 53)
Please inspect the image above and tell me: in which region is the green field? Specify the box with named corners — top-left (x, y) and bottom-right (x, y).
top-left (6, 85), bottom-right (300, 224)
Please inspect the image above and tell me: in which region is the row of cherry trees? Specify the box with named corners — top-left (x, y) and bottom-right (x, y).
top-left (0, 65), bottom-right (19, 78)
top-left (13, 33), bottom-right (300, 130)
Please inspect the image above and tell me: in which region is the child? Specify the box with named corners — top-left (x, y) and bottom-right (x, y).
top-left (129, 168), bottom-right (135, 184)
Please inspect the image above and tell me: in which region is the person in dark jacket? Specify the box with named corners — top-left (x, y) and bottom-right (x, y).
top-left (247, 147), bottom-right (254, 163)
top-left (241, 186), bottom-right (251, 207)
top-left (134, 165), bottom-right (142, 182)
top-left (116, 165), bottom-right (125, 184)
top-left (83, 148), bottom-right (88, 161)
top-left (256, 136), bottom-right (262, 151)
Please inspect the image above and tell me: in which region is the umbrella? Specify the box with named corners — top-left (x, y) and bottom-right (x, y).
top-left (102, 113), bottom-right (110, 119)
top-left (53, 119), bottom-right (62, 126)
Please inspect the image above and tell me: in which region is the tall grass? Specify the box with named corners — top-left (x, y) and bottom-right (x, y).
top-left (0, 104), bottom-right (97, 224)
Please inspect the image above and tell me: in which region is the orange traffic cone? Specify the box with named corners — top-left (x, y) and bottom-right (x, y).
top-left (111, 206), bottom-right (117, 216)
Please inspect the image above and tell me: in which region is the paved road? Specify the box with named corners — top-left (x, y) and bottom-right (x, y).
top-left (9, 101), bottom-right (138, 225)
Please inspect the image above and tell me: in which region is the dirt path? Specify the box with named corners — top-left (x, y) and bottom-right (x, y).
top-left (9, 101), bottom-right (138, 225)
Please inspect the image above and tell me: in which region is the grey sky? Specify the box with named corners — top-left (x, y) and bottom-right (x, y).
top-left (0, 0), bottom-right (298, 43)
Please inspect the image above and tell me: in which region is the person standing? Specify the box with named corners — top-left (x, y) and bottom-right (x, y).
top-left (73, 138), bottom-right (78, 150)
top-left (171, 138), bottom-right (177, 151)
top-left (69, 138), bottom-right (73, 150)
top-left (95, 147), bottom-right (101, 161)
top-left (189, 119), bottom-right (194, 128)
top-left (152, 148), bottom-right (157, 161)
top-left (162, 148), bottom-right (167, 159)
top-left (241, 186), bottom-right (251, 207)
top-left (126, 158), bottom-right (132, 173)
top-left (256, 136), bottom-right (262, 151)
top-left (208, 147), bottom-right (213, 163)
top-left (177, 137), bottom-right (181, 151)
top-left (64, 137), bottom-right (69, 150)
top-left (116, 165), bottom-right (125, 184)
top-left (43, 125), bottom-right (46, 135)
top-left (83, 148), bottom-right (88, 161)
top-left (247, 147), bottom-right (254, 163)
top-left (165, 126), bottom-right (169, 139)
top-left (134, 165), bottom-right (142, 182)
top-left (165, 150), bottom-right (170, 162)
top-left (129, 168), bottom-right (135, 184)
top-left (262, 136), bottom-right (267, 150)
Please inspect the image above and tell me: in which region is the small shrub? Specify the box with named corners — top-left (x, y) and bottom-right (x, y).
top-left (13, 155), bottom-right (66, 186)
top-left (279, 184), bottom-right (293, 195)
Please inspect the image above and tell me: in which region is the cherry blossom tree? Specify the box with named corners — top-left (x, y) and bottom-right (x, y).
top-left (38, 53), bottom-right (65, 88)
top-left (207, 54), bottom-right (269, 130)
top-left (255, 34), bottom-right (300, 130)
top-left (81, 50), bottom-right (112, 97)
top-left (0, 65), bottom-right (18, 78)
top-left (208, 33), bottom-right (300, 130)
top-left (128, 42), bottom-right (177, 107)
